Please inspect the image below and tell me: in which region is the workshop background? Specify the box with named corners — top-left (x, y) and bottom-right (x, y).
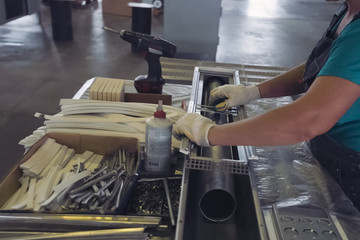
top-left (0, 0), bottom-right (339, 183)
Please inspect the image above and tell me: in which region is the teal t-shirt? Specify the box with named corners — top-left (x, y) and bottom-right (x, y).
top-left (318, 18), bottom-right (360, 152)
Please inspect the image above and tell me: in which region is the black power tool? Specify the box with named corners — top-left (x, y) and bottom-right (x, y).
top-left (119, 30), bottom-right (176, 94)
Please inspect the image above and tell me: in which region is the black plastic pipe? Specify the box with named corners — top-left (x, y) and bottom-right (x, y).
top-left (197, 77), bottom-right (237, 222)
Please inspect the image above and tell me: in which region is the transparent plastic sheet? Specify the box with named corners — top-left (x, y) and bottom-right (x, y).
top-left (162, 84), bottom-right (192, 109)
top-left (245, 95), bottom-right (360, 238)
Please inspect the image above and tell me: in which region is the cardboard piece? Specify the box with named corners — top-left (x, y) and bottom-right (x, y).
top-left (0, 133), bottom-right (139, 208)
top-left (102, 0), bottom-right (133, 17)
top-left (125, 92), bottom-right (172, 105)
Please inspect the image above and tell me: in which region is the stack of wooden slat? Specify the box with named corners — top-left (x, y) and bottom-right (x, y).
top-left (89, 77), bottom-right (125, 102)
top-left (2, 138), bottom-right (104, 211)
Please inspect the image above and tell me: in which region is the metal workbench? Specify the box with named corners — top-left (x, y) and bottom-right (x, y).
top-left (14, 57), bottom-right (360, 239)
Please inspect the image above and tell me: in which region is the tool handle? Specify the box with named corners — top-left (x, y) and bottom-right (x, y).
top-left (145, 51), bottom-right (164, 83)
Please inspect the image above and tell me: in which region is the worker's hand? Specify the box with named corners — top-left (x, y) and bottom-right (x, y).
top-left (209, 84), bottom-right (260, 111)
top-left (172, 113), bottom-right (216, 147)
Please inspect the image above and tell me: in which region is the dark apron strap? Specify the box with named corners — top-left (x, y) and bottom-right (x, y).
top-left (301, 2), bottom-right (348, 90)
top-left (310, 135), bottom-right (360, 211)
top-left (303, 2), bottom-right (360, 211)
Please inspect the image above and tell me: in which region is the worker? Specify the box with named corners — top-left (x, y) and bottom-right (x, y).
top-left (173, 0), bottom-right (360, 212)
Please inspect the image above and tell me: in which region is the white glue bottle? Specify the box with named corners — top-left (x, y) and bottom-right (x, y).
top-left (145, 100), bottom-right (173, 172)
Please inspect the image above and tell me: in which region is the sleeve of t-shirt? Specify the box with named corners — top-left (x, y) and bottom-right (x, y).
top-left (318, 19), bottom-right (360, 85)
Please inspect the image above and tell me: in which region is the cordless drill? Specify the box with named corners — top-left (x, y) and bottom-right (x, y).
top-left (120, 30), bottom-right (177, 94)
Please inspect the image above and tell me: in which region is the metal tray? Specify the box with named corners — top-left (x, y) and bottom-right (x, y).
top-left (175, 67), bottom-right (267, 239)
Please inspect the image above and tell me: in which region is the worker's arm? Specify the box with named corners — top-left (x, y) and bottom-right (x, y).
top-left (209, 62), bottom-right (306, 111)
top-left (207, 75), bottom-right (360, 146)
top-left (257, 62), bottom-right (306, 98)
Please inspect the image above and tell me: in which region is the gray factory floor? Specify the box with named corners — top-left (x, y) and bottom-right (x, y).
top-left (0, 0), bottom-right (340, 181)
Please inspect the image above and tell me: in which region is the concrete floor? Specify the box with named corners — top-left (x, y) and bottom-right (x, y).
top-left (0, 0), bottom-right (340, 181)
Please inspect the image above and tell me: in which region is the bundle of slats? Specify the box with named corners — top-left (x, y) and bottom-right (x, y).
top-left (42, 99), bottom-right (185, 145)
top-left (19, 98), bottom-right (186, 149)
top-left (59, 99), bottom-right (184, 120)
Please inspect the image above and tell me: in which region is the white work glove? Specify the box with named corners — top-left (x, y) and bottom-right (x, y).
top-left (209, 84), bottom-right (260, 111)
top-left (172, 113), bottom-right (216, 147)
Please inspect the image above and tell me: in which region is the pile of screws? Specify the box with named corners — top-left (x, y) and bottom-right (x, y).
top-left (58, 149), bottom-right (138, 214)
top-left (127, 178), bottom-right (181, 217)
